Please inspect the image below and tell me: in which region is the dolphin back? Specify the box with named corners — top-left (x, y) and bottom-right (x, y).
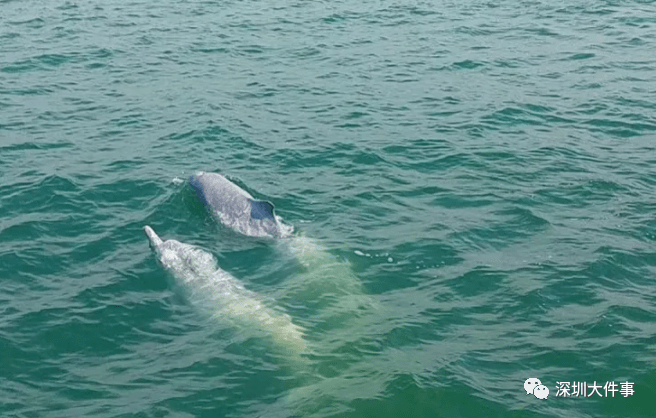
top-left (189, 172), bottom-right (291, 238)
top-left (190, 172), bottom-right (252, 214)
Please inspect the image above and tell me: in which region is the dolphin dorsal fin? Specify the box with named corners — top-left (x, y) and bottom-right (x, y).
top-left (250, 200), bottom-right (275, 220)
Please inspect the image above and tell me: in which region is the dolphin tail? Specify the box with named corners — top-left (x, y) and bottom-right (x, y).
top-left (143, 225), bottom-right (163, 249)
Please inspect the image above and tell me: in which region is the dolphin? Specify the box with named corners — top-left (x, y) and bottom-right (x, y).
top-left (188, 172), bottom-right (378, 316)
top-left (143, 225), bottom-right (309, 358)
top-left (189, 172), bottom-right (292, 239)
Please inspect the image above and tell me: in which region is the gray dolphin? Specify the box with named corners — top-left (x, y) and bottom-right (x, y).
top-left (189, 172), bottom-right (292, 239)
top-left (143, 225), bottom-right (309, 357)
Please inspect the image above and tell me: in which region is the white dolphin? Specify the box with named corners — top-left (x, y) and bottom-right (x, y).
top-left (143, 225), bottom-right (309, 358)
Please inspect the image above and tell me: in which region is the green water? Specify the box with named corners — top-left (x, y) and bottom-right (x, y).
top-left (1, 0), bottom-right (655, 417)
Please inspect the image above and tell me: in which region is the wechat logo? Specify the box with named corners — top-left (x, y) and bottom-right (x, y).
top-left (524, 378), bottom-right (549, 399)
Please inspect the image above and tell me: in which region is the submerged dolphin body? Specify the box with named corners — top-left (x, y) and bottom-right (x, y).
top-left (189, 172), bottom-right (292, 239)
top-left (143, 225), bottom-right (309, 358)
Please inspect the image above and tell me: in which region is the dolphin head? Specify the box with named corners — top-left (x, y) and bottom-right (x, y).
top-left (189, 172), bottom-right (292, 239)
top-left (144, 225), bottom-right (163, 250)
top-left (143, 226), bottom-right (216, 276)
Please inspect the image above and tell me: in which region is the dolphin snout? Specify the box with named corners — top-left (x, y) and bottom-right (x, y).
top-left (143, 225), bottom-right (163, 248)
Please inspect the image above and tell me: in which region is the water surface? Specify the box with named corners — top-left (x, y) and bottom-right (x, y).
top-left (1, 0), bottom-right (655, 417)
